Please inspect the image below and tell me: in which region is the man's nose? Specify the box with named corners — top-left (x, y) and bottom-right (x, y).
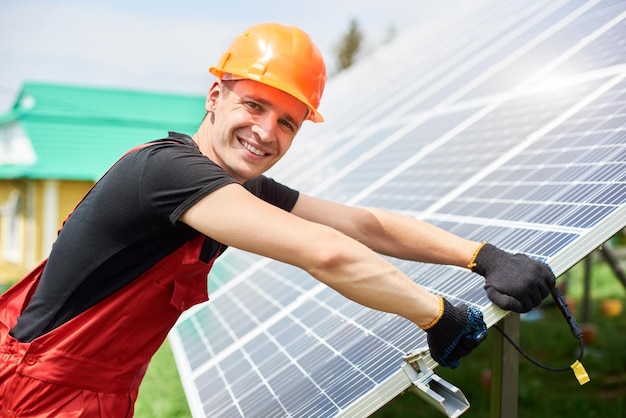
top-left (251, 114), bottom-right (277, 142)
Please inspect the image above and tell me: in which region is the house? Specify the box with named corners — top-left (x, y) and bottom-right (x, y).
top-left (0, 82), bottom-right (205, 284)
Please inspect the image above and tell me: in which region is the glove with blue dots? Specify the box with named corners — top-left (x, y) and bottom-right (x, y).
top-left (422, 297), bottom-right (487, 369)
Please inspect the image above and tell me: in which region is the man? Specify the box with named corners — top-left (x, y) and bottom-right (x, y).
top-left (0, 23), bottom-right (554, 416)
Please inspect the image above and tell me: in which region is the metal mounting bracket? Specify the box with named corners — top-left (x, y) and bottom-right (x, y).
top-left (402, 347), bottom-right (470, 418)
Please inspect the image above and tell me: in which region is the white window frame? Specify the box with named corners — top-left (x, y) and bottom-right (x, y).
top-left (1, 190), bottom-right (24, 263)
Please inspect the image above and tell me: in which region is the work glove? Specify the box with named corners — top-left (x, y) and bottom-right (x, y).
top-left (470, 243), bottom-right (556, 313)
top-left (422, 297), bottom-right (487, 369)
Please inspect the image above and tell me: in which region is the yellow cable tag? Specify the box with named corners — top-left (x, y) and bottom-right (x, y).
top-left (570, 360), bottom-right (590, 385)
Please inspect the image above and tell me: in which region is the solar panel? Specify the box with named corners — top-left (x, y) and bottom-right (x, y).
top-left (169, 0), bottom-right (626, 416)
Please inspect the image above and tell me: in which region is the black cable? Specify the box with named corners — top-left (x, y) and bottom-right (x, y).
top-left (492, 323), bottom-right (584, 372)
top-left (491, 286), bottom-right (585, 373)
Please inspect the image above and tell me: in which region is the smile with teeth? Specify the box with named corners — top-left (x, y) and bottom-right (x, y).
top-left (241, 140), bottom-right (266, 156)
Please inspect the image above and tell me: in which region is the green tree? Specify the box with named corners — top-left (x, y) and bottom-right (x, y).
top-left (334, 18), bottom-right (364, 72)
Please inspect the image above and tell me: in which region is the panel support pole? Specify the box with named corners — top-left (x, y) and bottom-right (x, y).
top-left (490, 313), bottom-right (519, 418)
top-left (599, 242), bottom-right (626, 290)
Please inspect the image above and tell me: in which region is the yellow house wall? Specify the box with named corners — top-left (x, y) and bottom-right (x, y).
top-left (32, 179), bottom-right (93, 258)
top-left (56, 180), bottom-right (93, 230)
top-left (0, 180), bottom-right (28, 284)
top-left (0, 182), bottom-right (13, 206)
top-left (0, 179), bottom-right (93, 286)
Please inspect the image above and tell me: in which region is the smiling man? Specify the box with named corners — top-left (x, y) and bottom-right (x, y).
top-left (0, 23), bottom-right (555, 417)
top-left (194, 79), bottom-right (306, 183)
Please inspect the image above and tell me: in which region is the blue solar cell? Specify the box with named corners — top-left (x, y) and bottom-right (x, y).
top-left (458, 0), bottom-right (618, 100)
top-left (239, 386), bottom-right (283, 417)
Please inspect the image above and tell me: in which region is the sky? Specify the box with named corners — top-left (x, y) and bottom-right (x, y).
top-left (0, 0), bottom-right (478, 113)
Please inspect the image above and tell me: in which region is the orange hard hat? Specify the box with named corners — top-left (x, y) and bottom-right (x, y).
top-left (210, 23), bottom-right (327, 123)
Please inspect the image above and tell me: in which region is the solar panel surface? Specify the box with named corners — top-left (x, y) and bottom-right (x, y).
top-left (170, 0), bottom-right (626, 416)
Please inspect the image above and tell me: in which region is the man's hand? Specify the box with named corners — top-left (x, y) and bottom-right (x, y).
top-left (422, 297), bottom-right (487, 369)
top-left (470, 243), bottom-right (556, 313)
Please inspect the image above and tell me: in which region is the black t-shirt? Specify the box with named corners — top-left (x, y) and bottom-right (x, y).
top-left (11, 132), bottom-right (299, 342)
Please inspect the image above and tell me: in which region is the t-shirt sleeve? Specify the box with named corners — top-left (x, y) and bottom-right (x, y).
top-left (135, 142), bottom-right (300, 225)
top-left (243, 176), bottom-right (300, 212)
top-left (135, 143), bottom-right (239, 225)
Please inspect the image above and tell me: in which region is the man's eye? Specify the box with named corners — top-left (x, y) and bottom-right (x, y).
top-left (279, 119), bottom-right (295, 132)
top-left (245, 101), bottom-right (261, 110)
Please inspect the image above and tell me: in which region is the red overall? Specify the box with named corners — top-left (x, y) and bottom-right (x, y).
top-left (0, 233), bottom-right (216, 417)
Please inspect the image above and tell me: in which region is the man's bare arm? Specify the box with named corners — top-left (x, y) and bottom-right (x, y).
top-left (179, 184), bottom-right (440, 327)
top-left (291, 194), bottom-right (481, 267)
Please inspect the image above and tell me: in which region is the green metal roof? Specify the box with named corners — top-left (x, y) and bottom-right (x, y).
top-left (0, 82), bottom-right (206, 181)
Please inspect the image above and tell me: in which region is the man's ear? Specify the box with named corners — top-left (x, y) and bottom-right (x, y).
top-left (206, 81), bottom-right (221, 112)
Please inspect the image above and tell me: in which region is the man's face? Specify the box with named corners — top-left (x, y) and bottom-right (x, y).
top-left (205, 79), bottom-right (308, 183)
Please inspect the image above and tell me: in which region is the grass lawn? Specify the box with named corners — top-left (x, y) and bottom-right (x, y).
top-left (136, 340), bottom-right (192, 418)
top-left (135, 255), bottom-right (626, 417)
